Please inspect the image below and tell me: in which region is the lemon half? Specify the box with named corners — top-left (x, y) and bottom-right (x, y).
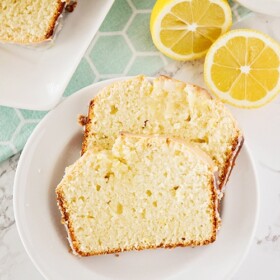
top-left (204, 29), bottom-right (280, 108)
top-left (150, 0), bottom-right (232, 61)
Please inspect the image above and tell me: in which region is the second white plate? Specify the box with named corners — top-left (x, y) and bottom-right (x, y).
top-left (14, 77), bottom-right (259, 280)
top-left (236, 0), bottom-right (280, 17)
top-left (0, 0), bottom-right (113, 110)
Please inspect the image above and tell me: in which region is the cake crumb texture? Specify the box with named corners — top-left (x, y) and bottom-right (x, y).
top-left (56, 134), bottom-right (219, 256)
top-left (0, 0), bottom-right (65, 44)
top-left (82, 76), bottom-right (243, 190)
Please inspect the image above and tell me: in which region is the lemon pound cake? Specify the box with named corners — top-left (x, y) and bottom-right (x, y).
top-left (82, 76), bottom-right (243, 191)
top-left (0, 0), bottom-right (69, 44)
top-left (56, 134), bottom-right (220, 256)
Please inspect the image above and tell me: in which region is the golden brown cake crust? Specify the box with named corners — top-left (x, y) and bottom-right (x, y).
top-left (44, 1), bottom-right (66, 40)
top-left (56, 189), bottom-right (82, 254)
top-left (81, 99), bottom-right (95, 155)
top-left (56, 173), bottom-right (219, 257)
top-left (219, 135), bottom-right (244, 190)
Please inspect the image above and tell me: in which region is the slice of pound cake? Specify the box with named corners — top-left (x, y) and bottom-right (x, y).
top-left (0, 0), bottom-right (70, 44)
top-left (56, 134), bottom-right (220, 256)
top-left (82, 76), bottom-right (243, 191)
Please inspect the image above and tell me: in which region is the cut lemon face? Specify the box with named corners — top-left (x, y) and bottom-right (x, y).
top-left (150, 0), bottom-right (232, 61)
top-left (204, 29), bottom-right (280, 108)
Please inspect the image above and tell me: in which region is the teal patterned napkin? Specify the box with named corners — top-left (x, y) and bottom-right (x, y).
top-left (0, 0), bottom-right (251, 163)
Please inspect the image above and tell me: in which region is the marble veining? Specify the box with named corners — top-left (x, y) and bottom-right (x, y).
top-left (159, 59), bottom-right (205, 88)
top-left (259, 161), bottom-right (280, 173)
top-left (0, 154), bottom-right (21, 279)
top-left (257, 227), bottom-right (280, 245)
top-left (0, 154), bottom-right (19, 233)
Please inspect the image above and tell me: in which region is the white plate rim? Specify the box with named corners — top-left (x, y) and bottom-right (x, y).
top-left (236, 0), bottom-right (280, 17)
top-left (0, 0), bottom-right (114, 111)
top-left (13, 77), bottom-right (260, 280)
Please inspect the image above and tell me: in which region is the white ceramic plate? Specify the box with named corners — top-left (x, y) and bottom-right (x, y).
top-left (0, 0), bottom-right (113, 110)
top-left (14, 77), bottom-right (259, 280)
top-left (236, 0), bottom-right (280, 17)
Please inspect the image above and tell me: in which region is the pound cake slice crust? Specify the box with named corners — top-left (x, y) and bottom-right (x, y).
top-left (0, 0), bottom-right (67, 44)
top-left (56, 134), bottom-right (220, 256)
top-left (82, 76), bottom-right (243, 191)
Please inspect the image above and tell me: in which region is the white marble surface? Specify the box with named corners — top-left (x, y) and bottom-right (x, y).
top-left (1, 12), bottom-right (280, 280)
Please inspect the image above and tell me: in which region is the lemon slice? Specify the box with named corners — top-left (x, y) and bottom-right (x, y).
top-left (204, 29), bottom-right (280, 108)
top-left (150, 0), bottom-right (232, 61)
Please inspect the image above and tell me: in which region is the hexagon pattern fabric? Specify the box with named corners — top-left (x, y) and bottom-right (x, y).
top-left (0, 0), bottom-right (250, 162)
